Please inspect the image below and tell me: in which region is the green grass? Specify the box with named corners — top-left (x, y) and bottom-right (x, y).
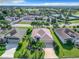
top-left (50, 29), bottom-right (79, 58)
top-left (73, 11), bottom-right (79, 15)
top-left (14, 26), bottom-right (33, 29)
top-left (50, 29), bottom-right (63, 57)
top-left (14, 40), bottom-right (29, 58)
top-left (0, 44), bottom-right (6, 56)
top-left (69, 20), bottom-right (79, 24)
top-left (18, 21), bottom-right (31, 24)
top-left (62, 26), bottom-right (74, 29)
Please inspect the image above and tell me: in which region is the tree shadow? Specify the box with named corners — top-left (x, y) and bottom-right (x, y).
top-left (63, 43), bottom-right (74, 50)
top-left (53, 41), bottom-right (60, 56)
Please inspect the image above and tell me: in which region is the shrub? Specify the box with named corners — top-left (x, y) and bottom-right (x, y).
top-left (26, 28), bottom-right (32, 35)
top-left (66, 39), bottom-right (73, 46)
top-left (16, 41), bottom-right (22, 51)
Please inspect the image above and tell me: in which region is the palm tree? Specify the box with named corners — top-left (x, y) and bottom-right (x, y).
top-left (63, 9), bottom-right (71, 25)
top-left (51, 16), bottom-right (59, 29)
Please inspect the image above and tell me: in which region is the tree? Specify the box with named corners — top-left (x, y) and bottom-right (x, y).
top-left (51, 17), bottom-right (59, 29)
top-left (26, 28), bottom-right (32, 35)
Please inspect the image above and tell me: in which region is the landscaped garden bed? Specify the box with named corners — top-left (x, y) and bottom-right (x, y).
top-left (14, 27), bottom-right (45, 59)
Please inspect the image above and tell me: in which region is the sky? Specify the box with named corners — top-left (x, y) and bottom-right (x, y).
top-left (0, 0), bottom-right (79, 6)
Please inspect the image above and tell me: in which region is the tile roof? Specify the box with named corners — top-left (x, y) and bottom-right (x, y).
top-left (32, 28), bottom-right (53, 43)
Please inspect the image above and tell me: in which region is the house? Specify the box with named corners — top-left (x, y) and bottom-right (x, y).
top-left (32, 28), bottom-right (53, 44)
top-left (55, 28), bottom-right (79, 44)
top-left (10, 29), bottom-right (17, 36)
top-left (23, 16), bottom-right (34, 22)
top-left (55, 28), bottom-right (72, 44)
top-left (0, 27), bottom-right (3, 33)
top-left (5, 16), bottom-right (19, 21)
top-left (4, 28), bottom-right (19, 43)
top-left (4, 28), bottom-right (26, 43)
top-left (0, 36), bottom-right (6, 43)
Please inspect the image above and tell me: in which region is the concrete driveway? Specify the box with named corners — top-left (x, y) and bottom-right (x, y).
top-left (43, 43), bottom-right (58, 59)
top-left (1, 43), bottom-right (18, 58)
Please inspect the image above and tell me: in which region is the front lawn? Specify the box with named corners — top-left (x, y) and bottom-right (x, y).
top-left (50, 29), bottom-right (79, 58)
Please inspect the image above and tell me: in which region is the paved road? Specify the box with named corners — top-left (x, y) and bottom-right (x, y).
top-left (11, 23), bottom-right (79, 28)
top-left (1, 43), bottom-right (18, 58)
top-left (60, 23), bottom-right (79, 27)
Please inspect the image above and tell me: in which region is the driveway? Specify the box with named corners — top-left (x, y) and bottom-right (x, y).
top-left (1, 43), bottom-right (18, 58)
top-left (43, 43), bottom-right (58, 59)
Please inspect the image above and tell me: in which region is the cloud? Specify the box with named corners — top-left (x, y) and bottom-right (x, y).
top-left (30, 2), bottom-right (79, 6)
top-left (0, 1), bottom-right (79, 6)
top-left (0, 0), bottom-right (25, 4)
top-left (43, 3), bottom-right (79, 6)
top-left (12, 0), bottom-right (25, 3)
top-left (13, 2), bottom-right (79, 6)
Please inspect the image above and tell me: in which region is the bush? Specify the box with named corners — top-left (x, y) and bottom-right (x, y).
top-left (26, 28), bottom-right (32, 35)
top-left (16, 41), bottom-right (22, 51)
top-left (77, 26), bottom-right (79, 28)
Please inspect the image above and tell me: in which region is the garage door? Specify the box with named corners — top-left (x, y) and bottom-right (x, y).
top-left (8, 39), bottom-right (19, 43)
top-left (41, 38), bottom-right (53, 44)
top-left (5, 37), bottom-right (20, 43)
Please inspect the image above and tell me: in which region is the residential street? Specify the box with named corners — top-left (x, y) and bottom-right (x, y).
top-left (11, 23), bottom-right (79, 28)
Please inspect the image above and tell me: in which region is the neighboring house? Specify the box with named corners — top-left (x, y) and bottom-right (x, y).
top-left (0, 28), bottom-right (26, 44)
top-left (55, 28), bottom-right (79, 44)
top-left (32, 28), bottom-right (53, 44)
top-left (5, 16), bottom-right (19, 21)
top-left (52, 14), bottom-right (60, 17)
top-left (55, 28), bottom-right (72, 44)
top-left (23, 16), bottom-right (34, 22)
top-left (0, 36), bottom-right (6, 43)
top-left (4, 29), bottom-right (19, 43)
top-left (4, 28), bottom-right (26, 43)
top-left (10, 29), bottom-right (17, 36)
top-left (0, 27), bottom-right (3, 33)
